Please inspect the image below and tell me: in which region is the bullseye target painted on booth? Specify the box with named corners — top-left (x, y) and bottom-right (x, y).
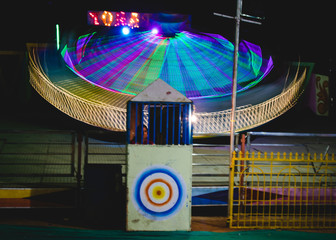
top-left (132, 165), bottom-right (186, 221)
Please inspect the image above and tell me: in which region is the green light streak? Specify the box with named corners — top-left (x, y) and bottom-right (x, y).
top-left (56, 24), bottom-right (60, 50)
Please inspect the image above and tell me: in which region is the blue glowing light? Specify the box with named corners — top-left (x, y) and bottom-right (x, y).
top-left (151, 28), bottom-right (159, 35)
top-left (122, 26), bottom-right (130, 35)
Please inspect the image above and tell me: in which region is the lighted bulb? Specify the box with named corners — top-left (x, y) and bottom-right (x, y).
top-left (151, 28), bottom-right (159, 34)
top-left (122, 26), bottom-right (130, 35)
top-left (191, 115), bottom-right (197, 123)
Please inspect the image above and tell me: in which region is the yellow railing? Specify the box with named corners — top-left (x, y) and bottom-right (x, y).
top-left (229, 151), bottom-right (336, 229)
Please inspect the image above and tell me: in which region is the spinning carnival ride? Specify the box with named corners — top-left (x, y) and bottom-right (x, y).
top-left (61, 31), bottom-right (272, 99)
top-left (28, 12), bottom-right (307, 133)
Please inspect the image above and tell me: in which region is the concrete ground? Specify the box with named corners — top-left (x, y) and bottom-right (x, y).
top-left (1, 209), bottom-right (336, 233)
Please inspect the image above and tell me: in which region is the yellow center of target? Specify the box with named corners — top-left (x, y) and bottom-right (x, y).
top-left (152, 186), bottom-right (165, 200)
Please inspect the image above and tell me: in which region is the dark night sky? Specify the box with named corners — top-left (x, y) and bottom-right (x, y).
top-left (1, 0), bottom-right (335, 65)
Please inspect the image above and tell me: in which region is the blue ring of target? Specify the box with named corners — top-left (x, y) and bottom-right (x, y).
top-left (133, 167), bottom-right (185, 219)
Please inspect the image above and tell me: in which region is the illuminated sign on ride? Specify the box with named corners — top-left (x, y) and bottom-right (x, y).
top-left (88, 11), bottom-right (149, 28)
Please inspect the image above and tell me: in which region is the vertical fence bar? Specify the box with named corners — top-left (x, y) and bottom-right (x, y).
top-left (182, 104), bottom-right (186, 144)
top-left (249, 158), bottom-right (254, 226)
top-left (166, 103), bottom-right (169, 144)
top-left (160, 104), bottom-right (163, 134)
top-left (268, 157), bottom-right (273, 228)
top-left (185, 104), bottom-right (189, 144)
top-left (147, 103), bottom-right (150, 144)
top-left (153, 103), bottom-right (156, 144)
top-left (178, 103), bottom-right (181, 145)
top-left (135, 103), bottom-right (138, 144)
top-left (287, 160), bottom-right (292, 227)
top-left (229, 151), bottom-right (236, 228)
top-left (127, 102), bottom-right (131, 143)
top-left (305, 159), bottom-right (310, 227)
top-left (184, 104), bottom-right (187, 144)
top-left (240, 134), bottom-right (245, 184)
top-left (186, 104), bottom-right (189, 144)
top-left (188, 103), bottom-right (192, 144)
top-left (172, 104), bottom-right (175, 145)
top-left (141, 103), bottom-right (144, 144)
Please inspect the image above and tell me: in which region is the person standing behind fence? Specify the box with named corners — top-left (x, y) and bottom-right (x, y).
top-left (131, 126), bottom-right (153, 144)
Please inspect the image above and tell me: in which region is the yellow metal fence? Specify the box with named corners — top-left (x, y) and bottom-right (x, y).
top-left (229, 151), bottom-right (336, 229)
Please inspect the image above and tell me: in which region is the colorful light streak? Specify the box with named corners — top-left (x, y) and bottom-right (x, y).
top-left (56, 24), bottom-right (60, 50)
top-left (62, 31), bottom-right (273, 99)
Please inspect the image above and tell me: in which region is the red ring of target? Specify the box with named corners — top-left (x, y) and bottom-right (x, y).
top-left (145, 178), bottom-right (173, 207)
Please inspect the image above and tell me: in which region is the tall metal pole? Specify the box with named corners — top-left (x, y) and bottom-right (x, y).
top-left (228, 0), bottom-right (242, 219)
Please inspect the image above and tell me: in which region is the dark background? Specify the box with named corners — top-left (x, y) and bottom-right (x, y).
top-left (0, 0), bottom-right (335, 133)
top-left (1, 0), bottom-right (334, 62)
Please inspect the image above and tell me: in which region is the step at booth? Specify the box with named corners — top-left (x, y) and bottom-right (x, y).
top-left (126, 79), bottom-right (193, 231)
